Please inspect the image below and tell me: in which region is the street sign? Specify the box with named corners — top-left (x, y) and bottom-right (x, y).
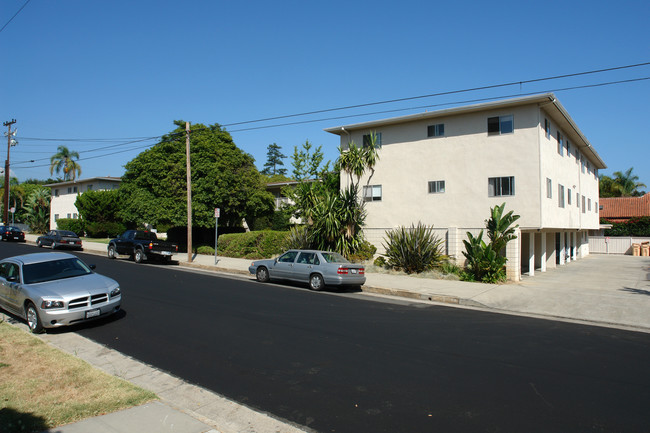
top-left (215, 208), bottom-right (220, 218)
top-left (9, 207), bottom-right (15, 214)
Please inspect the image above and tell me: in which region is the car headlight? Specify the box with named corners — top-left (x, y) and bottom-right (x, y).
top-left (110, 287), bottom-right (121, 298)
top-left (41, 299), bottom-right (64, 309)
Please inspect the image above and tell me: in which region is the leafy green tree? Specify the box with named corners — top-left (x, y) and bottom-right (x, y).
top-left (600, 168), bottom-right (646, 197)
top-left (23, 187), bottom-right (51, 233)
top-left (261, 143), bottom-right (287, 176)
top-left (119, 121), bottom-right (274, 229)
top-left (75, 190), bottom-right (122, 224)
top-left (50, 146), bottom-right (82, 181)
top-left (599, 174), bottom-right (617, 198)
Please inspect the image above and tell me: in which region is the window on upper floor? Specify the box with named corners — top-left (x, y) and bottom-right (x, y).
top-left (557, 132), bottom-right (564, 156)
top-left (544, 118), bottom-right (551, 139)
top-left (566, 139), bottom-right (570, 155)
top-left (581, 157), bottom-right (585, 173)
top-left (487, 115), bottom-right (514, 135)
top-left (546, 178), bottom-right (553, 199)
top-left (568, 188), bottom-right (572, 205)
top-left (363, 185), bottom-right (382, 202)
top-left (363, 133), bottom-right (382, 148)
top-left (582, 195), bottom-right (586, 213)
top-left (427, 124), bottom-right (445, 138)
top-left (595, 202), bottom-right (598, 213)
top-left (576, 192), bottom-right (580, 208)
top-left (588, 198), bottom-right (592, 211)
top-left (575, 149), bottom-right (580, 165)
top-left (488, 176), bottom-right (515, 197)
top-left (558, 184), bottom-right (565, 208)
top-left (428, 180), bottom-right (445, 194)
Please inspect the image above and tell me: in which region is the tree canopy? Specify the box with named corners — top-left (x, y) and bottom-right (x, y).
top-left (600, 167), bottom-right (647, 197)
top-left (50, 146), bottom-right (82, 181)
top-left (261, 143), bottom-right (287, 176)
top-left (119, 121), bottom-right (274, 229)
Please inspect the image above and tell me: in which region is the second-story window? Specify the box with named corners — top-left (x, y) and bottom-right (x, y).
top-left (363, 185), bottom-right (382, 202)
top-left (427, 124), bottom-right (445, 138)
top-left (487, 115), bottom-right (514, 135)
top-left (488, 176), bottom-right (515, 197)
top-left (428, 180), bottom-right (445, 194)
top-left (363, 133), bottom-right (382, 148)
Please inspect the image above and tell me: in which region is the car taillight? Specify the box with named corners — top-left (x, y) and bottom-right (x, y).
top-left (337, 268), bottom-right (349, 275)
top-left (359, 268), bottom-right (365, 275)
top-left (148, 242), bottom-right (153, 250)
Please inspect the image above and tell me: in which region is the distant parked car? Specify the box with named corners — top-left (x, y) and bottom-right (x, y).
top-left (0, 226), bottom-right (25, 242)
top-left (37, 230), bottom-right (83, 250)
top-left (108, 230), bottom-right (178, 263)
top-left (0, 252), bottom-right (122, 333)
top-left (249, 249), bottom-right (366, 291)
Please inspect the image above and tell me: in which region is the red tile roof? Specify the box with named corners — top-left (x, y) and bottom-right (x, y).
top-left (599, 193), bottom-right (650, 220)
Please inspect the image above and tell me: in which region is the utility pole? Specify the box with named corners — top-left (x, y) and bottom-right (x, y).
top-left (186, 121), bottom-right (192, 262)
top-left (3, 119), bottom-right (16, 227)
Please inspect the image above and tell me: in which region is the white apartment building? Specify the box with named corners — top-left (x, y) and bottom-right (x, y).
top-left (46, 177), bottom-right (121, 229)
top-left (325, 93), bottom-right (605, 281)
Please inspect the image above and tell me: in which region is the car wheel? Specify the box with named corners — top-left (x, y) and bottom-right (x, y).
top-left (37, 240), bottom-right (43, 248)
top-left (51, 242), bottom-right (57, 250)
top-left (107, 245), bottom-right (116, 259)
top-left (134, 249), bottom-right (144, 263)
top-left (309, 273), bottom-right (324, 291)
top-left (256, 267), bottom-right (270, 283)
top-left (26, 302), bottom-right (44, 334)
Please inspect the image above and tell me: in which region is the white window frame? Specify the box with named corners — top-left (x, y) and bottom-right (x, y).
top-left (363, 185), bottom-right (382, 202)
top-left (557, 132), bottom-right (563, 156)
top-left (546, 178), bottom-right (553, 199)
top-left (488, 176), bottom-right (515, 197)
top-left (558, 184), bottom-right (565, 208)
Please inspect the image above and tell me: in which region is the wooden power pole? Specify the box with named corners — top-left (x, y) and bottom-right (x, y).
top-left (3, 119), bottom-right (16, 226)
top-left (186, 121), bottom-right (192, 262)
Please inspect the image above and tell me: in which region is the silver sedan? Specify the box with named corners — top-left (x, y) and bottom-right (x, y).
top-left (249, 249), bottom-right (366, 291)
top-left (0, 252), bottom-right (122, 333)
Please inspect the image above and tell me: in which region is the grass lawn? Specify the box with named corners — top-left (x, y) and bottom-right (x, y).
top-left (81, 237), bottom-right (111, 244)
top-left (0, 321), bottom-right (157, 432)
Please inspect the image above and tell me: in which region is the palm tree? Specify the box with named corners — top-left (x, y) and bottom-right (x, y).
top-left (612, 167), bottom-right (647, 197)
top-left (50, 146), bottom-right (82, 181)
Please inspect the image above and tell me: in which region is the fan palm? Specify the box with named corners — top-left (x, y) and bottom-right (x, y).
top-left (50, 146), bottom-right (82, 181)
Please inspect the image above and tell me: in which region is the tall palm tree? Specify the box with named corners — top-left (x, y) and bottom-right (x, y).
top-left (50, 145), bottom-right (82, 181)
top-left (612, 167), bottom-right (647, 197)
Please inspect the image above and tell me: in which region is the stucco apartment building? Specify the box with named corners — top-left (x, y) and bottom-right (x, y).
top-left (46, 177), bottom-right (121, 229)
top-left (325, 93), bottom-right (605, 281)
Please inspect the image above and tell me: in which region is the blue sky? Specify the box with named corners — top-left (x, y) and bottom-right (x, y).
top-left (2, 0), bottom-right (649, 189)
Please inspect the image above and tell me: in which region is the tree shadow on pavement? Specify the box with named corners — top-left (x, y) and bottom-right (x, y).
top-left (619, 287), bottom-right (650, 296)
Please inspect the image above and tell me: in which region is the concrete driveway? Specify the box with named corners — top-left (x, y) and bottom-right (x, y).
top-left (470, 254), bottom-right (650, 329)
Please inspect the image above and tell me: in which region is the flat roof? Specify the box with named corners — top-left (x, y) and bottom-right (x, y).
top-left (45, 176), bottom-right (122, 188)
top-left (325, 93), bottom-right (606, 169)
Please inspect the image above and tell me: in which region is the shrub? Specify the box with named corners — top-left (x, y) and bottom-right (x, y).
top-left (55, 218), bottom-right (85, 237)
top-left (283, 225), bottom-right (313, 250)
top-left (348, 241), bottom-right (377, 263)
top-left (85, 221), bottom-right (126, 238)
top-left (218, 230), bottom-right (289, 259)
top-left (373, 256), bottom-right (387, 268)
top-left (382, 222), bottom-right (446, 274)
top-left (197, 245), bottom-right (215, 255)
top-left (462, 231), bottom-right (507, 283)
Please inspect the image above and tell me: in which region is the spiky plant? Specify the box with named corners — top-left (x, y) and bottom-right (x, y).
top-left (382, 222), bottom-right (446, 274)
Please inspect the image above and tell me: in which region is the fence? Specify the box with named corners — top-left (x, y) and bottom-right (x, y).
top-left (589, 236), bottom-right (650, 255)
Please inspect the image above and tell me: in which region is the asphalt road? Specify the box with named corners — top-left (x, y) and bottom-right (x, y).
top-left (3, 242), bottom-right (650, 432)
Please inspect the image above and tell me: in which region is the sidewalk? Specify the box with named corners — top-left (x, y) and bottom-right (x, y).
top-left (19, 235), bottom-right (650, 432)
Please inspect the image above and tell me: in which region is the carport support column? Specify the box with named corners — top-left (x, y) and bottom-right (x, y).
top-left (506, 227), bottom-right (521, 281)
top-left (572, 232), bottom-right (577, 260)
top-left (559, 232), bottom-right (566, 265)
top-left (540, 232), bottom-right (547, 272)
top-left (528, 232), bottom-right (535, 277)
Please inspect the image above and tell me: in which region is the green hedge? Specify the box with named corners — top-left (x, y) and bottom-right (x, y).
top-left (214, 230), bottom-right (289, 259)
top-left (603, 217), bottom-right (650, 236)
top-left (55, 218), bottom-right (85, 237)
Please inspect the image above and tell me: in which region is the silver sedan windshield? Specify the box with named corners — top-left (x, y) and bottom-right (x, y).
top-left (23, 258), bottom-right (93, 284)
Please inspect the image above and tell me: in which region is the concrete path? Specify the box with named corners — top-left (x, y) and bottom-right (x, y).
top-left (14, 234), bottom-right (649, 432)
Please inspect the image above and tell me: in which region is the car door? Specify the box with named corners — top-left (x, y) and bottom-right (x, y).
top-left (292, 252), bottom-right (319, 283)
top-left (273, 251), bottom-right (299, 279)
top-left (115, 231), bottom-right (134, 254)
top-left (44, 230), bottom-right (56, 246)
top-left (0, 262), bottom-right (21, 313)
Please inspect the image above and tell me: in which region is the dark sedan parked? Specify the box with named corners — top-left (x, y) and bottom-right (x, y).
top-left (0, 226), bottom-right (25, 242)
top-left (37, 230), bottom-right (83, 250)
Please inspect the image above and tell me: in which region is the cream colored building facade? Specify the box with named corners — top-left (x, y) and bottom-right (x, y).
top-left (325, 94), bottom-right (605, 281)
top-left (46, 177), bottom-right (121, 230)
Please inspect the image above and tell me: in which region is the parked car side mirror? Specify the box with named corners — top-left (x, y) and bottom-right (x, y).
top-left (7, 276), bottom-right (18, 282)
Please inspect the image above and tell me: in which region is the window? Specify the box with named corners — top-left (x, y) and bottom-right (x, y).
top-left (67, 187), bottom-right (72, 194)
top-left (428, 180), bottom-right (445, 194)
top-left (363, 185), bottom-right (382, 202)
top-left (544, 118), bottom-right (550, 139)
top-left (54, 214), bottom-right (59, 221)
top-left (488, 176), bottom-right (515, 197)
top-left (73, 213), bottom-right (78, 219)
top-left (427, 124), bottom-right (445, 137)
top-left (557, 132), bottom-right (563, 156)
top-left (581, 156), bottom-right (585, 173)
top-left (87, 184), bottom-right (93, 191)
top-left (566, 139), bottom-right (570, 155)
top-left (588, 198), bottom-right (592, 211)
top-left (363, 133), bottom-right (382, 148)
top-left (582, 195), bottom-right (586, 213)
top-left (599, 204), bottom-right (603, 211)
top-left (595, 202), bottom-right (598, 213)
top-left (67, 213), bottom-right (71, 219)
top-left (546, 178), bottom-right (553, 198)
top-left (54, 189), bottom-right (59, 197)
top-left (575, 150), bottom-right (580, 165)
top-left (487, 115), bottom-right (514, 135)
top-left (558, 184), bottom-right (565, 208)
top-left (297, 252), bottom-right (319, 265)
top-left (576, 192), bottom-right (580, 207)
top-left (73, 186), bottom-right (77, 193)
top-left (568, 188), bottom-right (572, 205)
top-left (278, 251), bottom-right (299, 263)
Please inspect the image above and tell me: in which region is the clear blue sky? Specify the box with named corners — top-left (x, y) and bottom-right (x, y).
top-left (2, 0), bottom-right (649, 190)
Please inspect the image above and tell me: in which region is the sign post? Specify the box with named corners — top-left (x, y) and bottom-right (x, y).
top-left (214, 208), bottom-right (220, 264)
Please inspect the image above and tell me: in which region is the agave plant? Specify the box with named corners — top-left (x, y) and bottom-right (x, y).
top-left (382, 222), bottom-right (446, 274)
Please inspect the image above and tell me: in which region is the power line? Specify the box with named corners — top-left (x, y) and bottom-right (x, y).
top-left (0, 0), bottom-right (31, 34)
